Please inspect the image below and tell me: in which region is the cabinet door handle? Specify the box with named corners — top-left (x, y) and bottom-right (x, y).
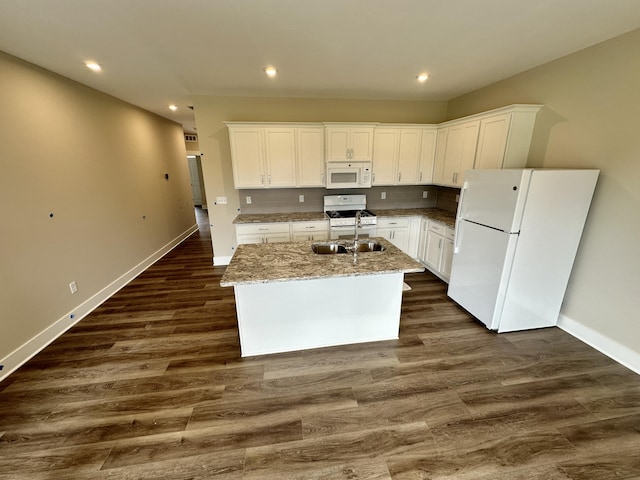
top-left (439, 238), bottom-right (442, 249)
top-left (268, 175), bottom-right (271, 184)
top-left (398, 172), bottom-right (401, 182)
top-left (258, 228), bottom-right (268, 231)
top-left (419, 172), bottom-right (422, 182)
top-left (306, 226), bottom-right (316, 229)
top-left (372, 172), bottom-right (376, 182)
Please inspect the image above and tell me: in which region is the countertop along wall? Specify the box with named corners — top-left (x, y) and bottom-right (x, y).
top-left (191, 96), bottom-right (448, 264)
top-left (0, 52), bottom-right (196, 377)
top-left (446, 28), bottom-right (640, 372)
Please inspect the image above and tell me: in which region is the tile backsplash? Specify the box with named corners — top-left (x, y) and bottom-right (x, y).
top-left (238, 185), bottom-right (460, 214)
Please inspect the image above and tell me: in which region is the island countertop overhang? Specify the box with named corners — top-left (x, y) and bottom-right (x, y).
top-left (220, 237), bottom-right (424, 287)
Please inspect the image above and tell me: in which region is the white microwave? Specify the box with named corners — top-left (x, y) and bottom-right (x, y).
top-left (326, 162), bottom-right (372, 189)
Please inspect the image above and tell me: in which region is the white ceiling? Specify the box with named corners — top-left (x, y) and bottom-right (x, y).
top-left (2, 0), bottom-right (640, 133)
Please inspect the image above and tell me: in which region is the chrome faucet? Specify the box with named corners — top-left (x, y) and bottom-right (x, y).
top-left (353, 210), bottom-right (362, 264)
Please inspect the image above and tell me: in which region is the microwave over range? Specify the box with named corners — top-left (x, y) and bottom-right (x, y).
top-left (326, 162), bottom-right (372, 189)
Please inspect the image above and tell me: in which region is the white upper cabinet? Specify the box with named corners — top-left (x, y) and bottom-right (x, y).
top-left (397, 129), bottom-right (421, 184)
top-left (475, 105), bottom-right (542, 170)
top-left (226, 123), bottom-right (325, 189)
top-left (226, 105), bottom-right (541, 189)
top-left (372, 128), bottom-right (399, 185)
top-left (417, 128), bottom-right (437, 184)
top-left (296, 127), bottom-right (325, 187)
top-left (433, 104), bottom-right (541, 187)
top-left (440, 120), bottom-right (480, 187)
top-left (474, 113), bottom-right (511, 170)
top-left (263, 127), bottom-right (297, 187)
top-left (372, 126), bottom-right (437, 186)
top-left (325, 124), bottom-right (375, 162)
top-left (228, 126), bottom-right (266, 188)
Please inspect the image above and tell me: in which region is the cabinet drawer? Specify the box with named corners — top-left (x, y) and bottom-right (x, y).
top-left (428, 222), bottom-right (446, 235)
top-left (445, 227), bottom-right (455, 240)
top-left (377, 217), bottom-right (411, 228)
top-left (291, 220), bottom-right (328, 232)
top-left (236, 222), bottom-right (290, 235)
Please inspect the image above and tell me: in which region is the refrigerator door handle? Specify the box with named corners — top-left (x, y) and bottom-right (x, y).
top-left (454, 219), bottom-right (462, 253)
top-left (457, 181), bottom-right (469, 220)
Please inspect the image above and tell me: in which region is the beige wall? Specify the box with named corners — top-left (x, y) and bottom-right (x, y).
top-left (191, 96), bottom-right (448, 262)
top-left (448, 29), bottom-right (640, 358)
top-left (0, 52), bottom-right (196, 362)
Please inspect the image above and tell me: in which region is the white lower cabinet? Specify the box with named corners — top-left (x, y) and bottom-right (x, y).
top-left (422, 221), bottom-right (455, 282)
top-left (441, 229), bottom-right (455, 281)
top-left (291, 221), bottom-right (329, 242)
top-left (236, 223), bottom-right (291, 245)
top-left (377, 217), bottom-right (410, 253)
top-left (418, 217), bottom-right (430, 262)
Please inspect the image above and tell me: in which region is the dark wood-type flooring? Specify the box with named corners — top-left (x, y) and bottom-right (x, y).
top-left (1, 208), bottom-right (639, 479)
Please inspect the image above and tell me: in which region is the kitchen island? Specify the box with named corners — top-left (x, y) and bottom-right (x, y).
top-left (220, 237), bottom-right (424, 356)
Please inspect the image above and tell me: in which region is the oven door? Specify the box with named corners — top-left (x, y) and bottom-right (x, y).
top-left (330, 224), bottom-right (377, 240)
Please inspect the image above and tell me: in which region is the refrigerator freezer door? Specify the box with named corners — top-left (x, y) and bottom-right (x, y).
top-left (458, 169), bottom-right (531, 233)
top-left (447, 220), bottom-right (518, 330)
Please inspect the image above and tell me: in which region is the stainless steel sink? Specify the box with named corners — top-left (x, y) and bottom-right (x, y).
top-left (311, 241), bottom-right (385, 254)
top-left (355, 241), bottom-right (385, 252)
top-left (311, 242), bottom-right (348, 254)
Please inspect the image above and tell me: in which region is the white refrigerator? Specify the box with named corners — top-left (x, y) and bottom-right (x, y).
top-left (447, 169), bottom-right (599, 333)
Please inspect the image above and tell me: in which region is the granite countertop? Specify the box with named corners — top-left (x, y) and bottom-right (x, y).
top-left (373, 208), bottom-right (456, 228)
top-left (233, 212), bottom-right (328, 224)
top-left (232, 208), bottom-right (455, 228)
top-left (220, 237), bottom-right (424, 287)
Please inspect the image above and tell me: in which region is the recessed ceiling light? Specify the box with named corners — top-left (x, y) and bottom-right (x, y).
top-left (264, 66), bottom-right (277, 77)
top-left (84, 61), bottom-right (102, 72)
top-left (168, 104), bottom-right (178, 111)
top-left (417, 73), bottom-right (429, 82)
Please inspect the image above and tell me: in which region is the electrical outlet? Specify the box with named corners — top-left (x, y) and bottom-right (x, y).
top-left (299, 194), bottom-right (305, 203)
top-left (381, 192), bottom-right (386, 200)
top-left (246, 196), bottom-right (252, 204)
top-left (422, 191), bottom-right (429, 199)
top-left (69, 281), bottom-right (78, 294)
top-left (216, 196), bottom-right (227, 205)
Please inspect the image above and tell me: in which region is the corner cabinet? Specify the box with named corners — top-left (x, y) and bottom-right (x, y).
top-left (324, 124), bottom-right (376, 162)
top-left (372, 126), bottom-right (437, 186)
top-left (433, 104), bottom-right (542, 187)
top-left (226, 123), bottom-right (325, 189)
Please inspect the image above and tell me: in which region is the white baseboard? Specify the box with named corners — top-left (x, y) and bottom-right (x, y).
top-left (0, 224), bottom-right (198, 383)
top-left (558, 313), bottom-right (640, 375)
top-left (214, 255), bottom-right (232, 266)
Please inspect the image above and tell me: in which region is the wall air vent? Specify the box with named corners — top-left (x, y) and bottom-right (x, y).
top-left (184, 134), bottom-right (198, 143)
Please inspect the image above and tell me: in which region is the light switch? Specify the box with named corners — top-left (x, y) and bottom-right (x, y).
top-left (246, 196), bottom-right (252, 204)
top-left (216, 196), bottom-right (228, 205)
top-left (299, 195), bottom-right (305, 203)
top-left (422, 191), bottom-right (429, 199)
top-left (381, 192), bottom-right (386, 200)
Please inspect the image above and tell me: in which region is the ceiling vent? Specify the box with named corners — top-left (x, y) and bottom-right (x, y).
top-left (184, 134), bottom-right (198, 143)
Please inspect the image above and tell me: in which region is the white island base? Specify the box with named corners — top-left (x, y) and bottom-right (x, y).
top-left (233, 272), bottom-right (404, 357)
